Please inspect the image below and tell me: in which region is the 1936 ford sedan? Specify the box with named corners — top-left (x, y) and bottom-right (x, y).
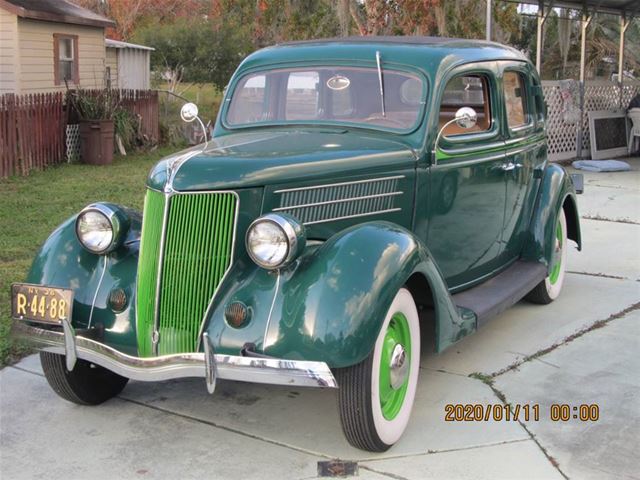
top-left (12, 37), bottom-right (582, 452)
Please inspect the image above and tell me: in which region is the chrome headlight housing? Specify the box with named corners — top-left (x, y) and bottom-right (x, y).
top-left (246, 213), bottom-right (305, 270)
top-left (75, 203), bottom-right (130, 254)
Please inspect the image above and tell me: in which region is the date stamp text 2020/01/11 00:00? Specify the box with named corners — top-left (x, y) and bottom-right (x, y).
top-left (444, 403), bottom-right (600, 422)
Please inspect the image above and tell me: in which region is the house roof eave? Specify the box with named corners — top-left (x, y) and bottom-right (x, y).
top-left (0, 0), bottom-right (116, 29)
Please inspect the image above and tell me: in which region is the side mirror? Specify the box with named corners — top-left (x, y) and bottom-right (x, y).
top-left (432, 107), bottom-right (478, 166)
top-left (180, 103), bottom-right (199, 123)
top-left (179, 102), bottom-right (209, 148)
top-left (454, 107), bottom-right (477, 129)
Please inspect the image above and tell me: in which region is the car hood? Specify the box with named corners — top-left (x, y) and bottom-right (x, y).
top-left (147, 129), bottom-right (417, 191)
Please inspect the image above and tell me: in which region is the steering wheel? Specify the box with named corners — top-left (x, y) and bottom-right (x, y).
top-left (364, 114), bottom-right (405, 128)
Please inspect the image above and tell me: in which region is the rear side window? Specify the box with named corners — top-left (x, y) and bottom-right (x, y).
top-left (503, 71), bottom-right (529, 128)
top-left (440, 74), bottom-right (491, 136)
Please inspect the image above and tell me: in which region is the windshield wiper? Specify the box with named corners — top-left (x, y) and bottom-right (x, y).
top-left (375, 50), bottom-right (386, 117)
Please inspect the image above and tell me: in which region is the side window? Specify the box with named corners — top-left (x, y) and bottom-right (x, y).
top-left (440, 74), bottom-right (491, 136)
top-left (503, 71), bottom-right (529, 129)
top-left (286, 71), bottom-right (319, 120)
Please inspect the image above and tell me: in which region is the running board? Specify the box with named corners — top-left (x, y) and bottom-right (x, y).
top-left (453, 261), bottom-right (547, 328)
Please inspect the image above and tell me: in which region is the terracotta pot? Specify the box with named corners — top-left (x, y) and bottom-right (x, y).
top-left (79, 119), bottom-right (114, 165)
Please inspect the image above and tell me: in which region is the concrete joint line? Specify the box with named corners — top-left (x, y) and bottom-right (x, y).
top-left (118, 396), bottom-right (332, 460)
top-left (581, 215), bottom-right (639, 225)
top-left (362, 438), bottom-right (530, 464)
top-left (489, 301), bottom-right (640, 378)
top-left (567, 271), bottom-right (628, 281)
top-left (485, 380), bottom-right (569, 480)
top-left (359, 465), bottom-right (410, 480)
top-left (7, 364), bottom-right (44, 377)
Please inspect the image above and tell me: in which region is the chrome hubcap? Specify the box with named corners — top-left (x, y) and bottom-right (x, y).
top-left (389, 344), bottom-right (409, 390)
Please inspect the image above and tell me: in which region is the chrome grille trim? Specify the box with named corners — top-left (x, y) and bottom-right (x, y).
top-left (274, 175), bottom-right (404, 225)
top-left (145, 189), bottom-right (240, 355)
top-left (152, 194), bottom-right (170, 355)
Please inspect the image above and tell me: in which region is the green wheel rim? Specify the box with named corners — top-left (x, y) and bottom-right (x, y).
top-left (379, 312), bottom-right (411, 420)
top-left (549, 218), bottom-right (563, 285)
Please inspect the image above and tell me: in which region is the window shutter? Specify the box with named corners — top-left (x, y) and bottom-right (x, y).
top-left (53, 35), bottom-right (60, 86)
top-left (73, 36), bottom-right (79, 84)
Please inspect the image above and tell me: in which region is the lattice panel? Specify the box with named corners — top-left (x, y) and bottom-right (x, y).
top-left (543, 80), bottom-right (640, 160)
top-left (542, 82), bottom-right (578, 161)
top-left (66, 124), bottom-right (80, 163)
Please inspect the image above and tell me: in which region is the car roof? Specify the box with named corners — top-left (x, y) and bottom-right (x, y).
top-left (278, 35), bottom-right (503, 47)
top-left (239, 36), bottom-right (529, 76)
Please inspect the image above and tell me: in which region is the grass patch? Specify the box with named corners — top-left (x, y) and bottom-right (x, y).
top-left (0, 147), bottom-right (175, 367)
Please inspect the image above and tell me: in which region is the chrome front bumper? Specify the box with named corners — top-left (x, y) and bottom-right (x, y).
top-left (14, 320), bottom-right (337, 393)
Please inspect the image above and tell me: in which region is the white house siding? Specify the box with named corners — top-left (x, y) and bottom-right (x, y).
top-left (17, 18), bottom-right (105, 93)
top-left (0, 7), bottom-right (19, 94)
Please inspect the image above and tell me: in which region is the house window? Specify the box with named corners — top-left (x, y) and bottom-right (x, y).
top-left (54, 34), bottom-right (79, 85)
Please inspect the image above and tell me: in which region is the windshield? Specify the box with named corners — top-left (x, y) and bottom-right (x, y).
top-left (226, 66), bottom-right (425, 131)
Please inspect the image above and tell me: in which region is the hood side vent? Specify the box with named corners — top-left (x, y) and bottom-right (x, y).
top-left (273, 176), bottom-right (404, 226)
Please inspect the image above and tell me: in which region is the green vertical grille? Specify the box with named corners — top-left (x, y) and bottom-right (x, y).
top-left (136, 189), bottom-right (165, 357)
top-left (158, 192), bottom-right (236, 355)
top-left (136, 190), bottom-right (237, 357)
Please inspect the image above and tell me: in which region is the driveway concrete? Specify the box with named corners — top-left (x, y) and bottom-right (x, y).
top-left (1, 158), bottom-right (638, 480)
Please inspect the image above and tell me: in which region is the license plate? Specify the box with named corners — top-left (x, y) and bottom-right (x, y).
top-left (11, 283), bottom-right (73, 325)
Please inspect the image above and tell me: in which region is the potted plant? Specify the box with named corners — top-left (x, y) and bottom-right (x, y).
top-left (68, 87), bottom-right (120, 165)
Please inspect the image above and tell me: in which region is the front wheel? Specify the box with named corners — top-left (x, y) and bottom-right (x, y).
top-left (526, 208), bottom-right (568, 304)
top-left (40, 352), bottom-right (128, 405)
top-left (336, 288), bottom-right (421, 452)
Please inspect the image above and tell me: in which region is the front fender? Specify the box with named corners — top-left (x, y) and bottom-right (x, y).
top-left (26, 208), bottom-right (141, 356)
top-left (205, 222), bottom-right (467, 368)
top-left (523, 163), bottom-right (582, 268)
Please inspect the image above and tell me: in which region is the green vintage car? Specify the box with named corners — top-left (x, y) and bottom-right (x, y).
top-left (12, 37), bottom-right (582, 452)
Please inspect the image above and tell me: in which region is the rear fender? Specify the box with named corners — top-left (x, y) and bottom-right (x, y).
top-left (523, 163), bottom-right (581, 269)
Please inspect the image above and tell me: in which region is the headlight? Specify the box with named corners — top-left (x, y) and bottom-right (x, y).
top-left (76, 203), bottom-right (130, 254)
top-left (246, 214), bottom-right (305, 269)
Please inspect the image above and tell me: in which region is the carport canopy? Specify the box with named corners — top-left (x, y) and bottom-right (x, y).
top-left (486, 0), bottom-right (638, 82)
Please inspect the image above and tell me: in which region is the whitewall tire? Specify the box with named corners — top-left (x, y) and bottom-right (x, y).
top-left (526, 208), bottom-right (568, 304)
top-left (337, 288), bottom-right (421, 451)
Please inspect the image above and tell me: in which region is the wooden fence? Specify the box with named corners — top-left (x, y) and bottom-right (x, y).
top-left (119, 89), bottom-right (160, 142)
top-left (0, 93), bottom-right (65, 178)
top-left (0, 89), bottom-right (159, 179)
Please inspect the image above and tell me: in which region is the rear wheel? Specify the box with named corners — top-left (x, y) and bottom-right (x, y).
top-left (40, 352), bottom-right (128, 405)
top-left (526, 208), bottom-right (568, 304)
top-left (337, 288), bottom-right (420, 451)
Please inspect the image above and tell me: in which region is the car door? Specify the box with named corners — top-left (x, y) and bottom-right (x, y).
top-left (498, 63), bottom-right (546, 263)
top-left (427, 64), bottom-right (507, 291)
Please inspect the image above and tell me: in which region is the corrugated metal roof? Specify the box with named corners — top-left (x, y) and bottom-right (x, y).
top-left (514, 0), bottom-right (638, 16)
top-left (106, 38), bottom-right (154, 51)
top-left (0, 0), bottom-right (115, 28)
